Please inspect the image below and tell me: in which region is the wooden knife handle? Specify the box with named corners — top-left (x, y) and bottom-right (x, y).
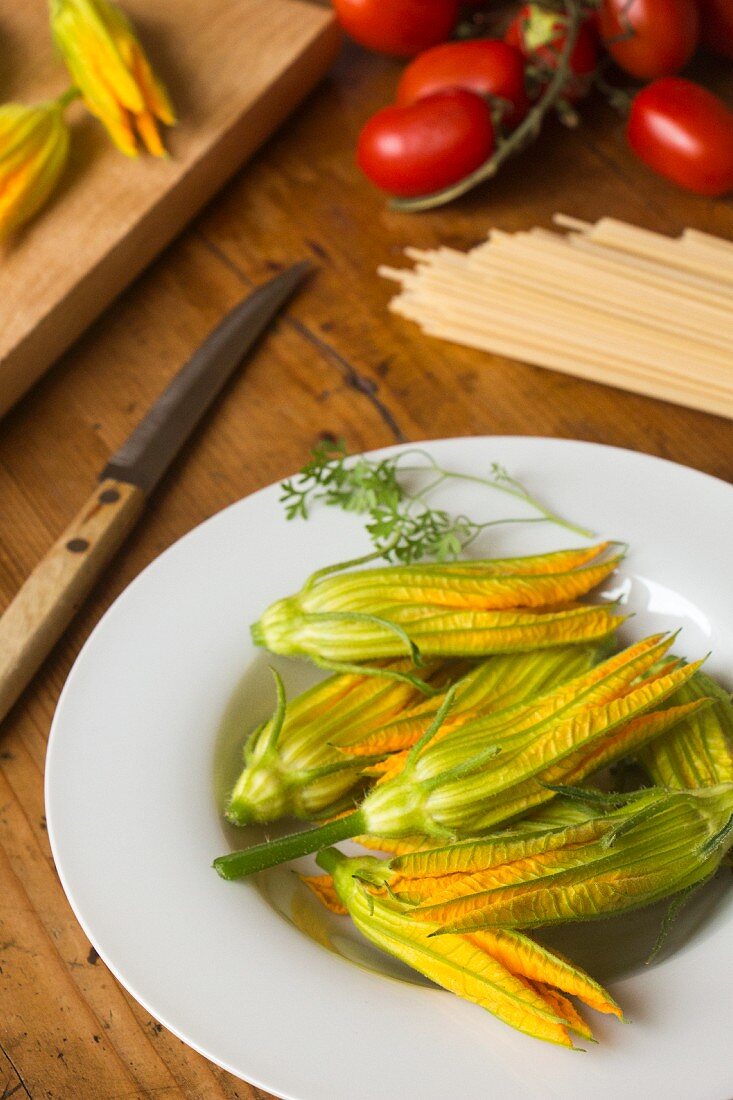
top-left (0, 479), bottom-right (146, 724)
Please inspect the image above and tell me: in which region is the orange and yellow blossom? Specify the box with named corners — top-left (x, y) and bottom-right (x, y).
top-left (311, 847), bottom-right (622, 1047)
top-left (0, 99), bottom-right (70, 237)
top-left (49, 0), bottom-right (175, 157)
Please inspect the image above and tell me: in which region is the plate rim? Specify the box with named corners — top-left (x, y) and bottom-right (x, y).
top-left (45, 435), bottom-right (733, 1100)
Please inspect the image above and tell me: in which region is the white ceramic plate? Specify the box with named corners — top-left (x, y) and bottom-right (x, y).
top-left (46, 437), bottom-right (733, 1100)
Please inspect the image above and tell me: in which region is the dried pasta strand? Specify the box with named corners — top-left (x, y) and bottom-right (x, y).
top-left (381, 214), bottom-right (733, 420)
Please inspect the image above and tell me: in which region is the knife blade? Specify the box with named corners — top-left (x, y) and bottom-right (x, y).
top-left (0, 262), bottom-right (310, 724)
top-left (103, 261), bottom-right (311, 493)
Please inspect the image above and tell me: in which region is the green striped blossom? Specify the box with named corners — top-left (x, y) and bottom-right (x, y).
top-left (214, 635), bottom-right (708, 879)
top-left (251, 544), bottom-right (623, 668)
top-left (226, 644), bottom-right (602, 826)
top-left (639, 671), bottom-right (733, 789)
top-left (400, 784), bottom-right (733, 935)
top-left (314, 846), bottom-right (622, 1048)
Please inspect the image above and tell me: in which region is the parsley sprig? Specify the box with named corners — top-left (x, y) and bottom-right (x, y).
top-left (280, 440), bottom-right (593, 565)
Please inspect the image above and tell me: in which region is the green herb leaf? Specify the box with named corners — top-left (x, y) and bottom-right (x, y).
top-left (280, 442), bottom-right (594, 564)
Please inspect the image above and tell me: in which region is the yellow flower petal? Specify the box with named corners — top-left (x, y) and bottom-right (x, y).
top-left (354, 834), bottom-right (434, 856)
top-left (129, 38), bottom-right (176, 124)
top-left (323, 850), bottom-right (621, 1047)
top-left (0, 103), bottom-right (70, 236)
top-left (391, 813), bottom-right (610, 879)
top-left (135, 110), bottom-right (166, 157)
top-left (532, 984), bottom-right (593, 1039)
top-left (50, 0), bottom-right (174, 156)
top-left (640, 672), bottom-right (733, 789)
top-left (442, 543), bottom-right (615, 575)
top-left (469, 927), bottom-right (622, 1018)
top-left (557, 698), bottom-right (711, 785)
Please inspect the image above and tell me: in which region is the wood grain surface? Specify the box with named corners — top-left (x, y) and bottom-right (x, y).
top-left (1, 6), bottom-right (732, 1096)
top-left (0, 479), bottom-right (145, 725)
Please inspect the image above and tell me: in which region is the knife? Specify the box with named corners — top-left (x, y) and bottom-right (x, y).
top-left (0, 262), bottom-right (311, 725)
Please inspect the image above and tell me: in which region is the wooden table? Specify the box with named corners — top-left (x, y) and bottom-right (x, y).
top-left (1, 16), bottom-right (732, 1097)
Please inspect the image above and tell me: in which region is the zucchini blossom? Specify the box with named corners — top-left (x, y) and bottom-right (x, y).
top-left (214, 634), bottom-right (708, 878)
top-left (225, 659), bottom-right (455, 825)
top-left (400, 784), bottom-right (733, 936)
top-left (226, 644), bottom-right (601, 826)
top-left (0, 100), bottom-right (70, 236)
top-left (50, 0), bottom-right (175, 156)
top-left (313, 847), bottom-right (622, 1048)
top-left (251, 544), bottom-right (623, 666)
top-left (639, 670), bottom-right (733, 789)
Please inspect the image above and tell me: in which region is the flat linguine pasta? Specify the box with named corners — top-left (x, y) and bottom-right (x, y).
top-left (380, 215), bottom-right (733, 420)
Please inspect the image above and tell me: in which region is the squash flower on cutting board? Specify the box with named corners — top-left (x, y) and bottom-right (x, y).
top-left (0, 100), bottom-right (70, 236)
top-left (49, 0), bottom-right (175, 156)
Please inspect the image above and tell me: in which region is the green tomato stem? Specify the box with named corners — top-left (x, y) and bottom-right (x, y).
top-left (55, 86), bottom-right (81, 110)
top-left (389, 0), bottom-right (584, 213)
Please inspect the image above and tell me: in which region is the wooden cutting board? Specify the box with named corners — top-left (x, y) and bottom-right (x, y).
top-left (0, 0), bottom-right (339, 418)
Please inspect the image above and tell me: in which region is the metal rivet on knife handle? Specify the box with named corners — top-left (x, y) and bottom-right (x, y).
top-left (0, 479), bottom-right (145, 723)
top-left (0, 263), bottom-right (311, 725)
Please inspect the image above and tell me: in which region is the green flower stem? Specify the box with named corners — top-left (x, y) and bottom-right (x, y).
top-left (303, 537), bottom-right (402, 589)
top-left (212, 809), bottom-right (365, 879)
top-left (389, 0), bottom-right (583, 213)
top-left (315, 846), bottom-right (347, 875)
top-left (56, 87), bottom-right (81, 110)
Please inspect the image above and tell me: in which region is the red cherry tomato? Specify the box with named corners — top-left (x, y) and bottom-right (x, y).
top-left (331, 0), bottom-right (460, 57)
top-left (697, 0), bottom-right (733, 57)
top-left (357, 89), bottom-right (495, 196)
top-left (628, 78), bottom-right (733, 196)
top-left (505, 4), bottom-right (598, 102)
top-left (599, 0), bottom-right (699, 79)
top-left (396, 39), bottom-right (529, 129)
